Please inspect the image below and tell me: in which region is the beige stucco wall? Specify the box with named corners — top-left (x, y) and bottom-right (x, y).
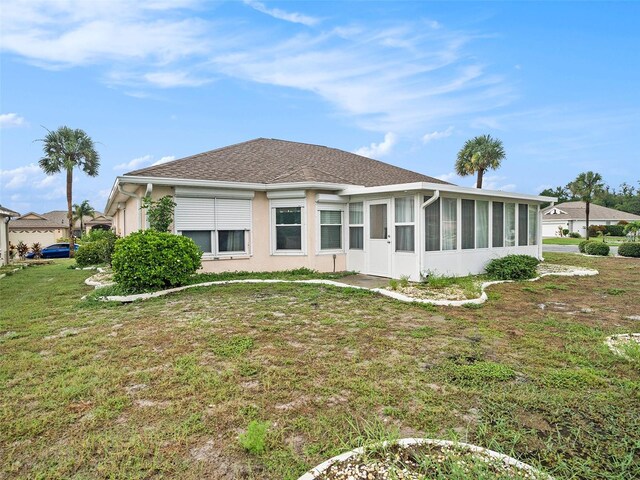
top-left (8, 229), bottom-right (65, 248)
top-left (1, 219), bottom-right (8, 265)
top-left (112, 186), bottom-right (175, 236)
top-left (198, 190), bottom-right (347, 274)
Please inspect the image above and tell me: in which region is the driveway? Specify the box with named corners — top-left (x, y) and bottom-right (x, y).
top-left (543, 244), bottom-right (619, 254)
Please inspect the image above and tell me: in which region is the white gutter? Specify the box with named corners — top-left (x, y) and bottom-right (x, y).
top-left (340, 182), bottom-right (557, 203)
top-left (418, 190), bottom-right (439, 279)
top-left (421, 190), bottom-right (440, 209)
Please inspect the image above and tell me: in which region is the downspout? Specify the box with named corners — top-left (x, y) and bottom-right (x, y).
top-left (419, 190), bottom-right (440, 280)
top-left (117, 185), bottom-right (139, 235)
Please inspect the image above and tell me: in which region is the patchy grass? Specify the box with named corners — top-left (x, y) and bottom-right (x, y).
top-left (2, 254), bottom-right (640, 479)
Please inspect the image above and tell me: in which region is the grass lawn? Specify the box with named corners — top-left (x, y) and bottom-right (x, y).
top-left (543, 236), bottom-right (629, 245)
top-left (1, 254), bottom-right (639, 479)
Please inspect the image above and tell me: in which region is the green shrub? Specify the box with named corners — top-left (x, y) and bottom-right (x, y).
top-left (578, 240), bottom-right (593, 253)
top-left (568, 232), bottom-right (581, 238)
top-left (111, 230), bottom-right (202, 292)
top-left (239, 420), bottom-right (270, 455)
top-left (605, 224), bottom-right (625, 236)
top-left (618, 242), bottom-right (640, 258)
top-left (75, 230), bottom-right (118, 267)
top-left (485, 255), bottom-right (539, 280)
top-left (584, 242), bottom-right (610, 256)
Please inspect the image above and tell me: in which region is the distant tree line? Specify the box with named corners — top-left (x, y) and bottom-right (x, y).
top-left (540, 180), bottom-right (640, 215)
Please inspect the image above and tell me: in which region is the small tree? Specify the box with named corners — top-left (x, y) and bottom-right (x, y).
top-left (16, 242), bottom-right (28, 260)
top-left (624, 220), bottom-right (640, 242)
top-left (31, 243), bottom-right (42, 259)
top-left (141, 195), bottom-right (177, 232)
top-left (73, 200), bottom-right (96, 238)
top-left (568, 171), bottom-right (604, 240)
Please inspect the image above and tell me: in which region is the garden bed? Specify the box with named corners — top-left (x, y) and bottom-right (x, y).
top-left (300, 438), bottom-right (549, 480)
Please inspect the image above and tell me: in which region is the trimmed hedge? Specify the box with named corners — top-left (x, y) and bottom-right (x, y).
top-left (618, 243), bottom-right (640, 258)
top-left (584, 242), bottom-right (610, 256)
top-left (588, 224), bottom-right (625, 237)
top-left (485, 254), bottom-right (540, 280)
top-left (579, 240), bottom-right (592, 253)
top-left (111, 230), bottom-right (202, 292)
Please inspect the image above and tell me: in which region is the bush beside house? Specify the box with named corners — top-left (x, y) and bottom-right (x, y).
top-left (584, 242), bottom-right (610, 256)
top-left (111, 230), bottom-right (202, 292)
top-left (75, 230), bottom-right (118, 267)
top-left (485, 255), bottom-right (540, 280)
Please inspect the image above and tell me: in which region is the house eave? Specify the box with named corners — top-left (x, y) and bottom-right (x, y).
top-left (339, 182), bottom-right (557, 203)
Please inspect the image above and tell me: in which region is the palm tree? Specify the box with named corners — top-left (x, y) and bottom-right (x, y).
top-left (455, 134), bottom-right (506, 188)
top-left (73, 200), bottom-right (96, 238)
top-left (568, 171), bottom-right (604, 240)
top-left (38, 127), bottom-right (100, 257)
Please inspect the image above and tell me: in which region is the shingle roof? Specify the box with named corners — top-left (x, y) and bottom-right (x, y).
top-left (542, 201), bottom-right (640, 221)
top-left (9, 210), bottom-right (109, 229)
top-left (125, 138), bottom-right (451, 187)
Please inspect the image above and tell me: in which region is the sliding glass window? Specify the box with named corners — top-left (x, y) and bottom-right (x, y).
top-left (518, 204), bottom-right (528, 246)
top-left (492, 202), bottom-right (504, 248)
top-left (505, 203), bottom-right (516, 247)
top-left (442, 198), bottom-right (457, 250)
top-left (461, 199), bottom-right (475, 250)
top-left (528, 205), bottom-right (538, 245)
top-left (425, 197), bottom-right (440, 251)
top-left (476, 201), bottom-right (489, 248)
top-left (395, 197), bottom-right (415, 252)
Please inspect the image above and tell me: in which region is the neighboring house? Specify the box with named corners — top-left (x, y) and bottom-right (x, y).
top-left (541, 201), bottom-right (640, 237)
top-left (8, 210), bottom-right (112, 247)
top-left (1, 205), bottom-right (20, 266)
top-left (104, 138), bottom-right (554, 279)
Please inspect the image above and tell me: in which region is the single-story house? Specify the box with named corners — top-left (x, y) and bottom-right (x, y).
top-left (8, 210), bottom-right (112, 247)
top-left (1, 205), bottom-right (20, 266)
top-left (104, 138), bottom-right (554, 280)
top-left (541, 201), bottom-right (640, 237)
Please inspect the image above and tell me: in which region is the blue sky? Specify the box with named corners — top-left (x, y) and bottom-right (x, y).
top-left (1, 0), bottom-right (638, 214)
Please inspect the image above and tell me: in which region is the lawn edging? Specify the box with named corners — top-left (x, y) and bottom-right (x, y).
top-left (86, 267), bottom-right (598, 306)
top-left (297, 437), bottom-right (552, 480)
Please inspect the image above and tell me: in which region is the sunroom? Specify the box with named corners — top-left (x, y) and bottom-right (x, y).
top-left (340, 182), bottom-right (550, 280)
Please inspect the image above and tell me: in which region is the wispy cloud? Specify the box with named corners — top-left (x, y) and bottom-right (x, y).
top-left (0, 164), bottom-right (41, 189)
top-left (143, 71), bottom-right (210, 88)
top-left (355, 133), bottom-right (397, 158)
top-left (243, 0), bottom-right (320, 26)
top-left (423, 126), bottom-right (454, 143)
top-left (0, 113), bottom-right (27, 128)
top-left (477, 175), bottom-right (516, 192)
top-left (114, 154), bottom-right (174, 171)
top-left (436, 172), bottom-right (458, 183)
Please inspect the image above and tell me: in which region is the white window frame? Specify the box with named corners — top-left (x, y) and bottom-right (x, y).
top-left (348, 202), bottom-right (364, 251)
top-left (394, 196), bottom-right (415, 253)
top-left (179, 229), bottom-right (250, 258)
top-left (270, 199), bottom-right (307, 256)
top-left (316, 205), bottom-right (345, 254)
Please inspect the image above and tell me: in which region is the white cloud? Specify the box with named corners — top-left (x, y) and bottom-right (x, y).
top-left (243, 0), bottom-right (320, 26)
top-left (354, 133), bottom-right (397, 158)
top-left (113, 155), bottom-right (153, 171)
top-left (422, 126), bottom-right (454, 143)
top-left (143, 71), bottom-right (209, 88)
top-left (0, 164), bottom-right (41, 190)
top-left (114, 154), bottom-right (174, 171)
top-left (436, 172), bottom-right (459, 183)
top-left (151, 155), bottom-right (175, 166)
top-left (0, 113), bottom-right (26, 128)
top-left (477, 175), bottom-right (516, 192)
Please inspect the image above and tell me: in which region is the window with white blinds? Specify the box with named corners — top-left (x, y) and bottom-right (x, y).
top-left (175, 196), bottom-right (251, 255)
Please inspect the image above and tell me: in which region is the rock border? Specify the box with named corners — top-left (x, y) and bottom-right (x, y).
top-left (297, 437), bottom-right (551, 480)
top-left (86, 266), bottom-right (597, 307)
top-left (605, 333), bottom-right (640, 358)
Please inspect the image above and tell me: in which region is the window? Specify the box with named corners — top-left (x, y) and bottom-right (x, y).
top-left (461, 199), bottom-right (475, 250)
top-left (425, 197), bottom-right (440, 251)
top-left (369, 204), bottom-right (387, 239)
top-left (395, 197), bottom-right (415, 252)
top-left (349, 202), bottom-right (364, 249)
top-left (442, 198), bottom-right (457, 250)
top-left (176, 196), bottom-right (250, 256)
top-left (476, 201), bottom-right (489, 248)
top-left (528, 205), bottom-right (538, 245)
top-left (218, 230), bottom-right (245, 252)
top-left (505, 203), bottom-right (516, 247)
top-left (518, 204), bottom-right (528, 246)
top-left (320, 210), bottom-right (342, 250)
top-left (276, 207), bottom-right (302, 250)
top-left (492, 202), bottom-right (504, 248)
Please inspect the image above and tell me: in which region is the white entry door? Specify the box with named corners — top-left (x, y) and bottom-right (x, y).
top-left (367, 200), bottom-right (391, 276)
